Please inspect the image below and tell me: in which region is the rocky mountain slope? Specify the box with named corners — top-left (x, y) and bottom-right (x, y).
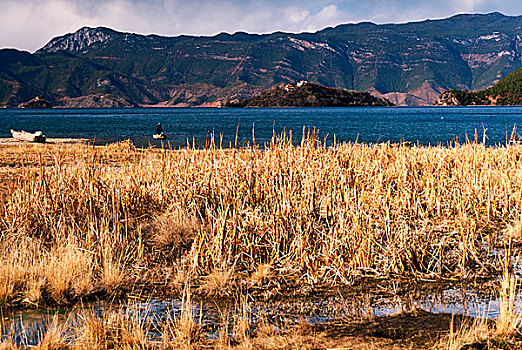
top-left (1, 12), bottom-right (522, 107)
top-left (435, 67), bottom-right (522, 105)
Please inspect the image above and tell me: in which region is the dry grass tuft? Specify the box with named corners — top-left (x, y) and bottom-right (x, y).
top-left (443, 316), bottom-right (490, 350)
top-left (145, 207), bottom-right (199, 259)
top-left (100, 252), bottom-right (127, 294)
top-left (35, 316), bottom-right (69, 350)
top-left (249, 264), bottom-right (272, 286)
top-left (0, 342), bottom-right (18, 350)
top-left (503, 220), bottom-right (522, 242)
top-left (199, 265), bottom-right (236, 297)
top-left (45, 245), bottom-right (94, 302)
top-left (76, 308), bottom-right (149, 350)
top-left (252, 319), bottom-right (317, 350)
top-left (495, 264), bottom-right (522, 337)
top-left (161, 288), bottom-right (202, 347)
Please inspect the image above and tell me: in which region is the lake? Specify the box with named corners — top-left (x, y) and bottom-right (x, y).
top-left (1, 106), bottom-right (522, 147)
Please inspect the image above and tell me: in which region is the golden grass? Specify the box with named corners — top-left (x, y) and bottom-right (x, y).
top-left (1, 137), bottom-right (522, 306)
top-left (443, 315), bottom-right (490, 350)
top-left (503, 220), bottom-right (522, 242)
top-left (440, 254), bottom-right (522, 349)
top-left (0, 342), bottom-right (17, 350)
top-left (35, 316), bottom-right (69, 350)
top-left (495, 257), bottom-right (522, 338)
top-left (161, 288), bottom-right (202, 347)
top-left (75, 309), bottom-right (150, 350)
top-left (249, 264), bottom-right (272, 286)
top-left (199, 265), bottom-right (236, 297)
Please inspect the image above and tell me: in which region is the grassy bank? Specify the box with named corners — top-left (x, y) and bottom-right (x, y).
top-left (0, 137), bottom-right (522, 307)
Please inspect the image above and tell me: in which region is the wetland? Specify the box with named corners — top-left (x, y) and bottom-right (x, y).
top-left (1, 127), bottom-right (522, 348)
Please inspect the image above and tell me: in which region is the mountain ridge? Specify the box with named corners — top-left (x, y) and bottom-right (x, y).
top-left (2, 12), bottom-right (522, 107)
top-left (38, 27), bottom-right (118, 54)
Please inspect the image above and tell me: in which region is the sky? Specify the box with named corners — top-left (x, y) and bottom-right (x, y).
top-left (0, 0), bottom-right (521, 52)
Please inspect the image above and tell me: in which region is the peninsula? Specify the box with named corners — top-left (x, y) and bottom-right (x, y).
top-left (225, 82), bottom-right (393, 107)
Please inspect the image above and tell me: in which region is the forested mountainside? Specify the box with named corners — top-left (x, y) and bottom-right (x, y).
top-left (436, 67), bottom-right (522, 105)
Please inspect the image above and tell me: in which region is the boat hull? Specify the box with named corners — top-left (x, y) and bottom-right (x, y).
top-left (10, 129), bottom-right (46, 142)
top-left (153, 133), bottom-right (167, 140)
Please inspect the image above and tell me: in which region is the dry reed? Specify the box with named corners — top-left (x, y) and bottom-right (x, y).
top-left (1, 137), bottom-right (522, 306)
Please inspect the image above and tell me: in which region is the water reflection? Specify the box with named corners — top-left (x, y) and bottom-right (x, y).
top-left (2, 285), bottom-right (520, 346)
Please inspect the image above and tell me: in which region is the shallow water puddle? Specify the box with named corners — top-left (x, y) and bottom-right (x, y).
top-left (1, 286), bottom-right (521, 346)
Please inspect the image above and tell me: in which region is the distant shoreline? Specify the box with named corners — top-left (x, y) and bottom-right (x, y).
top-left (0, 137), bottom-right (90, 145)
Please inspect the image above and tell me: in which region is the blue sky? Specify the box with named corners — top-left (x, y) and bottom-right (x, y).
top-left (0, 0), bottom-right (520, 52)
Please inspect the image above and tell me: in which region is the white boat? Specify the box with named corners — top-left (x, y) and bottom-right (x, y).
top-left (153, 133), bottom-right (167, 140)
top-left (10, 129), bottom-right (46, 142)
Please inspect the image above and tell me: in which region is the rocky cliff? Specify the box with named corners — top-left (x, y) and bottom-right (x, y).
top-left (39, 27), bottom-right (116, 54)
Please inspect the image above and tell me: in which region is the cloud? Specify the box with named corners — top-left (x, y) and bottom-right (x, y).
top-left (280, 4), bottom-right (346, 32)
top-left (284, 8), bottom-right (311, 24)
top-left (0, 0), bottom-right (80, 50)
top-left (340, 0), bottom-right (519, 24)
top-left (306, 5), bottom-right (343, 31)
top-left (459, 0), bottom-right (486, 10)
top-left (0, 0), bottom-right (520, 52)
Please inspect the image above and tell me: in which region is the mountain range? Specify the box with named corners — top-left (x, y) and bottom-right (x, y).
top-left (1, 12), bottom-right (522, 107)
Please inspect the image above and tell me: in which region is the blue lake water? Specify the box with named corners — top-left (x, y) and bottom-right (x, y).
top-left (1, 106), bottom-right (522, 147)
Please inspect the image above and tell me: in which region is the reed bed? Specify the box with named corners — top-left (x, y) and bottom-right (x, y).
top-left (0, 136), bottom-right (522, 306)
